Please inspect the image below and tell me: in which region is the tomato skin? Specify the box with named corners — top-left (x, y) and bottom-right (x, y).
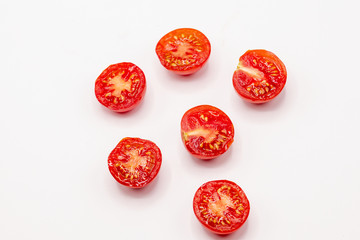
top-left (108, 137), bottom-right (162, 188)
top-left (155, 28), bottom-right (211, 75)
top-left (193, 180), bottom-right (250, 235)
top-left (95, 62), bottom-right (146, 112)
top-left (232, 49), bottom-right (287, 103)
top-left (181, 105), bottom-right (234, 160)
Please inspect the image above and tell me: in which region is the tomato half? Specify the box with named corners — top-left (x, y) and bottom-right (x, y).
top-left (95, 62), bottom-right (146, 112)
top-left (155, 28), bottom-right (211, 75)
top-left (108, 137), bottom-right (162, 188)
top-left (232, 49), bottom-right (287, 103)
top-left (181, 105), bottom-right (234, 159)
top-left (193, 180), bottom-right (250, 235)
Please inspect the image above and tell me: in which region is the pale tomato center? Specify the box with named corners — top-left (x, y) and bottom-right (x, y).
top-left (236, 61), bottom-right (277, 96)
top-left (121, 149), bottom-right (148, 173)
top-left (171, 41), bottom-right (192, 58)
top-left (108, 74), bottom-right (132, 98)
top-left (208, 188), bottom-right (235, 218)
top-left (184, 127), bottom-right (218, 143)
top-left (237, 61), bottom-right (264, 80)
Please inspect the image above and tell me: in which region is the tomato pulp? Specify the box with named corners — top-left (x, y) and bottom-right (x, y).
top-left (233, 49), bottom-right (287, 103)
top-left (193, 180), bottom-right (250, 234)
top-left (156, 28), bottom-right (211, 75)
top-left (181, 105), bottom-right (234, 159)
top-left (108, 137), bottom-right (162, 188)
top-left (95, 62), bottom-right (146, 112)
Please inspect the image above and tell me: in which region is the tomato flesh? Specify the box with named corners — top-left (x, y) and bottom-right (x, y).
top-left (95, 62), bottom-right (146, 112)
top-left (181, 105), bottom-right (234, 159)
top-left (108, 137), bottom-right (162, 188)
top-left (156, 28), bottom-right (211, 75)
top-left (193, 180), bottom-right (250, 235)
top-left (232, 49), bottom-right (287, 103)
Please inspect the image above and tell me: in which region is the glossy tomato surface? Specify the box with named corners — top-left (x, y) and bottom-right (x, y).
top-left (181, 105), bottom-right (234, 159)
top-left (95, 62), bottom-right (146, 112)
top-left (233, 49), bottom-right (287, 103)
top-left (155, 28), bottom-right (211, 75)
top-left (193, 180), bottom-right (250, 235)
top-left (108, 137), bottom-right (162, 188)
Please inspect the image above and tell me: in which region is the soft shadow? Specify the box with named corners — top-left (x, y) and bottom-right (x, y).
top-left (162, 61), bottom-right (210, 82)
top-left (190, 216), bottom-right (250, 239)
top-left (202, 221), bottom-right (249, 239)
top-left (238, 89), bottom-right (287, 112)
top-left (97, 94), bottom-right (147, 118)
top-left (190, 147), bottom-right (235, 169)
top-left (114, 173), bottom-right (161, 199)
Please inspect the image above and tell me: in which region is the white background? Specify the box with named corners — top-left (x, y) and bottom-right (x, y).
top-left (1, 0), bottom-right (360, 239)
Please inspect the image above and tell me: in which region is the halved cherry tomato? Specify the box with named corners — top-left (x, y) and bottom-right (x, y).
top-left (108, 137), bottom-right (162, 188)
top-left (193, 180), bottom-right (250, 235)
top-left (155, 28), bottom-right (211, 75)
top-left (95, 62), bottom-right (146, 112)
top-left (233, 49), bottom-right (287, 103)
top-left (181, 105), bottom-right (234, 159)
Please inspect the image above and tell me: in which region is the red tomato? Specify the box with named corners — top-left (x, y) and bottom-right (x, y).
top-left (108, 137), bottom-right (162, 188)
top-left (155, 28), bottom-right (211, 75)
top-left (193, 180), bottom-right (250, 235)
top-left (95, 62), bottom-right (146, 112)
top-left (181, 105), bottom-right (234, 159)
top-left (233, 49), bottom-right (287, 103)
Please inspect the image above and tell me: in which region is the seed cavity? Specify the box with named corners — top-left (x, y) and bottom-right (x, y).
top-left (184, 127), bottom-right (218, 143)
top-left (200, 114), bottom-right (208, 121)
top-left (237, 60), bottom-right (279, 97)
top-left (237, 61), bottom-right (264, 79)
top-left (107, 72), bottom-right (133, 99)
top-left (164, 34), bottom-right (204, 67)
top-left (117, 148), bottom-right (153, 180)
top-left (207, 186), bottom-right (236, 218)
top-left (246, 80), bottom-right (275, 97)
top-left (198, 184), bottom-right (245, 227)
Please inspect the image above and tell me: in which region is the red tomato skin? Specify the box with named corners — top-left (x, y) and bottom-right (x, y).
top-left (181, 105), bottom-right (234, 160)
top-left (232, 49), bottom-right (287, 103)
top-left (108, 137), bottom-right (162, 188)
top-left (155, 28), bottom-right (211, 75)
top-left (193, 180), bottom-right (250, 235)
top-left (95, 62), bottom-right (146, 112)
